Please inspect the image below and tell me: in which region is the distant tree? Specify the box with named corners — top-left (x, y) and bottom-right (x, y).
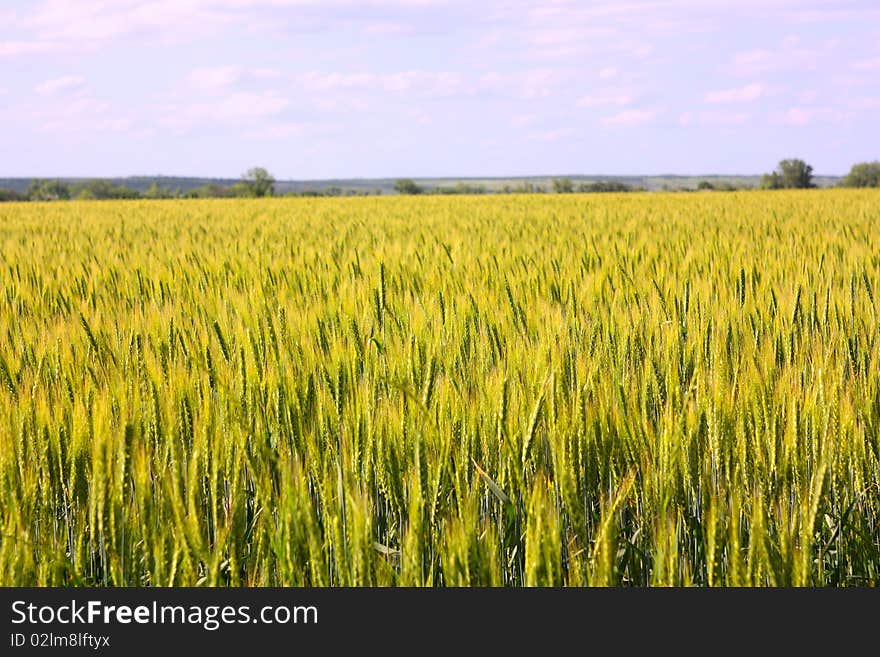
top-left (458, 182), bottom-right (486, 194)
top-left (394, 179), bottom-right (423, 195)
top-left (0, 188), bottom-right (22, 202)
top-left (27, 179), bottom-right (71, 201)
top-left (552, 178), bottom-right (574, 193)
top-left (433, 183), bottom-right (487, 195)
top-left (576, 181), bottom-right (633, 193)
top-left (780, 159), bottom-right (815, 188)
top-left (187, 183), bottom-right (232, 198)
top-left (241, 167), bottom-right (275, 197)
top-left (761, 159), bottom-right (814, 189)
top-left (842, 161), bottom-right (880, 188)
top-left (144, 182), bottom-right (173, 199)
top-left (759, 172), bottom-right (781, 189)
top-left (697, 180), bottom-right (715, 191)
top-left (228, 181), bottom-right (252, 197)
top-left (73, 179), bottom-right (140, 200)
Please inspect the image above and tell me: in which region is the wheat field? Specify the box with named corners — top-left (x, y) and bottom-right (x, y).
top-left (0, 191), bottom-right (878, 586)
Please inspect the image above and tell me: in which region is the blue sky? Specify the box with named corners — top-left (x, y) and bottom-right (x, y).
top-left (1, 0), bottom-right (878, 178)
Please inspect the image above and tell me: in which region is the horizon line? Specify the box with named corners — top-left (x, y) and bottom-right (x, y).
top-left (0, 172), bottom-right (848, 182)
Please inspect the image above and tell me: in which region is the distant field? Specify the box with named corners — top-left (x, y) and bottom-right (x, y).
top-left (0, 191), bottom-right (878, 586)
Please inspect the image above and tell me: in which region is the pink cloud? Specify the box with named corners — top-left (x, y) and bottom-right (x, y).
top-left (479, 69), bottom-right (567, 100)
top-left (524, 128), bottom-right (574, 142)
top-left (301, 71), bottom-right (462, 97)
top-left (243, 121), bottom-right (337, 140)
top-left (0, 40), bottom-right (57, 56)
top-left (705, 83), bottom-right (765, 104)
top-left (852, 57), bottom-right (880, 72)
top-left (601, 108), bottom-right (658, 126)
top-left (186, 91), bottom-right (289, 121)
top-left (780, 106), bottom-right (848, 126)
top-left (186, 66), bottom-right (243, 91)
top-left (679, 111), bottom-right (752, 126)
top-left (509, 114), bottom-right (537, 128)
top-left (577, 91), bottom-right (633, 107)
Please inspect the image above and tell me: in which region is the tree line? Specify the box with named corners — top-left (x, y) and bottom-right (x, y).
top-left (2, 160), bottom-right (878, 202)
top-left (393, 178), bottom-right (642, 195)
top-left (0, 168), bottom-right (377, 202)
top-left (547, 160), bottom-right (878, 195)
top-left (757, 159), bottom-right (880, 190)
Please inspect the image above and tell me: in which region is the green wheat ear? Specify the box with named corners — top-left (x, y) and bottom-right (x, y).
top-left (0, 190), bottom-right (878, 586)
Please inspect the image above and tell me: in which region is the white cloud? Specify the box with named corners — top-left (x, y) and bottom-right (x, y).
top-left (732, 47), bottom-right (813, 76)
top-left (850, 97), bottom-right (880, 111)
top-left (601, 108), bottom-right (657, 126)
top-left (30, 90), bottom-right (135, 137)
top-left (509, 114), bottom-right (537, 128)
top-left (524, 25), bottom-right (615, 59)
top-left (797, 89), bottom-right (817, 103)
top-left (62, 97), bottom-right (110, 114)
top-left (598, 66), bottom-right (618, 80)
top-left (577, 91), bottom-right (632, 107)
top-left (243, 123), bottom-right (305, 140)
top-left (301, 72), bottom-right (376, 92)
top-left (728, 34), bottom-right (840, 76)
top-left (0, 40), bottom-right (57, 57)
top-left (8, 0), bottom-right (458, 56)
top-left (479, 69), bottom-right (566, 99)
top-left (823, 37), bottom-right (840, 50)
top-left (21, 0), bottom-right (236, 44)
top-left (704, 83), bottom-right (765, 104)
top-left (301, 70), bottom-right (462, 97)
top-left (679, 111), bottom-right (752, 126)
top-left (243, 121), bottom-right (336, 140)
top-left (185, 65), bottom-right (283, 93)
top-left (186, 66), bottom-right (242, 91)
top-left (731, 48), bottom-right (771, 73)
top-left (34, 75), bottom-right (86, 96)
top-left (524, 128), bottom-right (574, 142)
top-left (782, 107), bottom-right (813, 126)
top-left (384, 71), bottom-right (463, 97)
top-left (780, 106), bottom-right (847, 126)
top-left (93, 117), bottom-right (133, 132)
top-left (852, 57), bottom-right (880, 72)
top-left (789, 6), bottom-right (880, 24)
top-left (187, 91), bottom-right (289, 121)
top-left (253, 68), bottom-right (282, 79)
top-left (363, 21), bottom-right (413, 36)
